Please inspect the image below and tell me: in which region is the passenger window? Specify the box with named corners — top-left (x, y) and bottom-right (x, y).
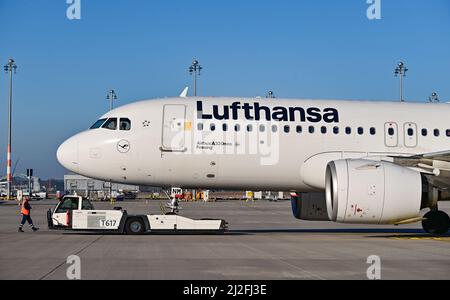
top-left (198, 123), bottom-right (204, 131)
top-left (370, 127), bottom-right (376, 135)
top-left (388, 128), bottom-right (395, 136)
top-left (119, 118), bottom-right (131, 131)
top-left (235, 124), bottom-right (240, 132)
top-left (345, 127), bottom-right (352, 135)
top-left (407, 128), bottom-right (414, 136)
top-left (321, 126), bottom-right (327, 134)
top-left (247, 124), bottom-right (253, 132)
top-left (333, 127), bottom-right (339, 134)
top-left (284, 125), bottom-right (290, 133)
top-left (223, 124), bottom-right (228, 131)
top-left (259, 125), bottom-right (265, 132)
top-left (309, 126), bottom-right (315, 134)
top-left (434, 129), bottom-right (440, 137)
top-left (210, 124), bottom-right (216, 131)
top-left (296, 126), bottom-right (302, 133)
top-left (102, 118), bottom-right (118, 130)
top-left (272, 125), bottom-right (278, 133)
top-left (422, 129), bottom-right (428, 136)
top-left (90, 119), bottom-right (107, 129)
top-left (358, 127), bottom-right (364, 135)
top-left (447, 129), bottom-right (450, 137)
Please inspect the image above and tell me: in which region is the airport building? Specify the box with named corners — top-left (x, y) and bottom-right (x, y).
top-left (63, 174), bottom-right (139, 199)
top-left (1, 175), bottom-right (44, 195)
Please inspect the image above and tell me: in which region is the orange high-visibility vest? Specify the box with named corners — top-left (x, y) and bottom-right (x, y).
top-left (21, 203), bottom-right (30, 216)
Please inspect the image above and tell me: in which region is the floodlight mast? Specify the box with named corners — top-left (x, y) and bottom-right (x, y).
top-left (4, 58), bottom-right (17, 200)
top-left (107, 89), bottom-right (118, 111)
top-left (394, 62), bottom-right (408, 102)
top-left (189, 60), bottom-right (202, 97)
top-left (429, 92), bottom-right (439, 103)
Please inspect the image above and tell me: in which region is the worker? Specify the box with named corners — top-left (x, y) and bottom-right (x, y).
top-left (18, 196), bottom-right (39, 232)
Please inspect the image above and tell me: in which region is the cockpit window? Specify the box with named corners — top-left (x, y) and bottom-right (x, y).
top-left (119, 118), bottom-right (131, 131)
top-left (90, 119), bottom-right (107, 129)
top-left (102, 118), bottom-right (118, 130)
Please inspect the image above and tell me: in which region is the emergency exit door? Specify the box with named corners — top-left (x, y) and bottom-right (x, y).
top-left (404, 122), bottom-right (418, 148)
top-left (161, 105), bottom-right (187, 152)
top-left (384, 122), bottom-right (398, 147)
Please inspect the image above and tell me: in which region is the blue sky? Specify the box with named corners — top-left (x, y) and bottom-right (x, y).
top-left (0, 0), bottom-right (449, 179)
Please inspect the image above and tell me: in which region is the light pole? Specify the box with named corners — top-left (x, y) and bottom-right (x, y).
top-left (189, 60), bottom-right (202, 97)
top-left (266, 91), bottom-right (275, 99)
top-left (429, 92), bottom-right (439, 103)
top-left (106, 89), bottom-right (117, 111)
top-left (394, 61), bottom-right (408, 102)
top-left (4, 59), bottom-right (17, 200)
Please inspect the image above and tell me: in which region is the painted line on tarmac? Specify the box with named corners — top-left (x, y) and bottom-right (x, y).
top-left (39, 235), bottom-right (103, 280)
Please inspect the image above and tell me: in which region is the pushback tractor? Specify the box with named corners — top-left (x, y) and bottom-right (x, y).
top-left (47, 195), bottom-right (228, 234)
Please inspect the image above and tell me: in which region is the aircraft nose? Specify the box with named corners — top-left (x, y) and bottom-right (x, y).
top-left (57, 136), bottom-right (79, 173)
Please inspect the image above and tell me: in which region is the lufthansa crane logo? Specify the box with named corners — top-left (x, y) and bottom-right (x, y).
top-left (117, 140), bottom-right (131, 153)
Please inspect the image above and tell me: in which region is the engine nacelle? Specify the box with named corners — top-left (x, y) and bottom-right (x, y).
top-left (291, 193), bottom-right (330, 221)
top-left (325, 159), bottom-right (423, 224)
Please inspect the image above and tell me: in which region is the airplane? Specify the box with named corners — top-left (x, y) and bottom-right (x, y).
top-left (57, 90), bottom-right (450, 234)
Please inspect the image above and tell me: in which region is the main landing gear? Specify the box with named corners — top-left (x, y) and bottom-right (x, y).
top-left (422, 210), bottom-right (450, 235)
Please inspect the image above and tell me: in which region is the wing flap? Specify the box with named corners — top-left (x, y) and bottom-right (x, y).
top-left (391, 151), bottom-right (450, 190)
top-left (422, 150), bottom-right (450, 162)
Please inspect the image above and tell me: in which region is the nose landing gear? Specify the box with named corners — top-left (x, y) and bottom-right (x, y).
top-left (166, 195), bottom-right (181, 214)
top-left (422, 210), bottom-right (450, 235)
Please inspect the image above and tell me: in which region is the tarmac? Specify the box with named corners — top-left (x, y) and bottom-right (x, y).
top-left (0, 199), bottom-right (449, 280)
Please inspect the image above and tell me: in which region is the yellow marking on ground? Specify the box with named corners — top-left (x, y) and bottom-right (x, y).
top-left (392, 237), bottom-right (450, 242)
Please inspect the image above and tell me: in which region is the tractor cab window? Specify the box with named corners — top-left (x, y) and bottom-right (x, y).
top-left (56, 197), bottom-right (79, 213)
top-left (82, 199), bottom-right (94, 210)
top-left (102, 118), bottom-right (118, 130)
top-left (119, 118), bottom-right (131, 131)
top-left (90, 119), bottom-right (107, 129)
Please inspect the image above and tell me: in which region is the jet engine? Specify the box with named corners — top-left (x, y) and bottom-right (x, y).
top-left (325, 159), bottom-right (424, 224)
top-left (291, 192), bottom-right (330, 221)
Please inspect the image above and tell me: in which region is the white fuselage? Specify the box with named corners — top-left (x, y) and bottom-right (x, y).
top-left (57, 97), bottom-right (450, 191)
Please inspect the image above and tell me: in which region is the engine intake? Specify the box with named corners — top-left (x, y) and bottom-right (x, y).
top-left (325, 159), bottom-right (423, 224)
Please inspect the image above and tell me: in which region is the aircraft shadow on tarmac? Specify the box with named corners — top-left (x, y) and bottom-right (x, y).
top-left (60, 231), bottom-right (245, 236)
top-left (230, 228), bottom-right (450, 238)
top-left (57, 228), bottom-right (449, 238)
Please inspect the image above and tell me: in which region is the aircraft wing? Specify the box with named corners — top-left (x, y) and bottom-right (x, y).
top-left (391, 151), bottom-right (450, 191)
top-left (420, 150), bottom-right (450, 163)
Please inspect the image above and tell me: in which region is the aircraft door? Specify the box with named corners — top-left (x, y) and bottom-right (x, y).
top-left (161, 105), bottom-right (187, 152)
top-left (384, 122), bottom-right (398, 147)
top-left (404, 122), bottom-right (418, 148)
